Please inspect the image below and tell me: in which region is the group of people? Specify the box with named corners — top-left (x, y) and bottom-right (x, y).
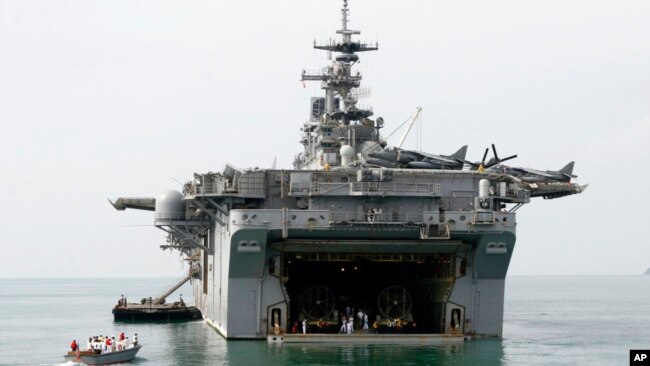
top-left (289, 306), bottom-right (371, 335)
top-left (339, 307), bottom-right (369, 334)
top-left (70, 332), bottom-right (138, 354)
top-left (116, 294), bottom-right (128, 307)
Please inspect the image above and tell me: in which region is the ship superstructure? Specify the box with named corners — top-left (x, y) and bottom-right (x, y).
top-left (294, 0), bottom-right (379, 171)
top-left (112, 1), bottom-right (585, 342)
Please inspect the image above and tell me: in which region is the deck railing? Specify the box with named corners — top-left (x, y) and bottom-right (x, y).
top-left (289, 181), bottom-right (441, 195)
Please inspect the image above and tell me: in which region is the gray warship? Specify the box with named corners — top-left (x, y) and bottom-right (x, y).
top-left (111, 1), bottom-right (586, 342)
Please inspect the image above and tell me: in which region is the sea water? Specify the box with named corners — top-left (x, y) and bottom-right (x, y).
top-left (0, 276), bottom-right (648, 366)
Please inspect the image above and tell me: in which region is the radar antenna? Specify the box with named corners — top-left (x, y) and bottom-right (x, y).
top-left (295, 0), bottom-right (381, 169)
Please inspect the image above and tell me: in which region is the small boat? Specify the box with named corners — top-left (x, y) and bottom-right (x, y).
top-left (63, 345), bottom-right (141, 365)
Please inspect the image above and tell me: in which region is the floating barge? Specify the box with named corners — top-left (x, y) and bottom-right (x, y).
top-left (113, 267), bottom-right (201, 322)
top-left (113, 302), bottom-right (202, 322)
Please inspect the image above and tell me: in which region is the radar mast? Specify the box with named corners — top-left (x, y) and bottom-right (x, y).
top-left (296, 0), bottom-right (381, 170)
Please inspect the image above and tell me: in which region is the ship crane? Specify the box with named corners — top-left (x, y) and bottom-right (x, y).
top-left (394, 106), bottom-right (423, 148)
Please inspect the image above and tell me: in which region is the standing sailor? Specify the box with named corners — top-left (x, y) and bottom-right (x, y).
top-left (104, 337), bottom-right (112, 353)
top-left (118, 332), bottom-right (125, 350)
top-left (302, 319), bottom-right (307, 334)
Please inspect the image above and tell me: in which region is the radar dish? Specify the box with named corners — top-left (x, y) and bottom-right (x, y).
top-left (300, 285), bottom-right (336, 319)
top-left (377, 285), bottom-right (412, 319)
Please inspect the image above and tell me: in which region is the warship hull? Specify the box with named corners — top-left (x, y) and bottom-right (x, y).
top-left (177, 169), bottom-right (516, 340)
top-left (112, 0), bottom-right (583, 343)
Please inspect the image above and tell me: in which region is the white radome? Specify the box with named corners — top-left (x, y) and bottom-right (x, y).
top-left (155, 190), bottom-right (184, 218)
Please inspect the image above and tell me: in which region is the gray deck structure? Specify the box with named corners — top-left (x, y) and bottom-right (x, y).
top-left (113, 1), bottom-right (585, 342)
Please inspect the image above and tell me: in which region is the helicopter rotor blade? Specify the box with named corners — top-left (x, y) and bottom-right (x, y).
top-left (455, 158), bottom-right (479, 167)
top-left (491, 144), bottom-right (499, 161)
top-left (500, 154), bottom-right (518, 163)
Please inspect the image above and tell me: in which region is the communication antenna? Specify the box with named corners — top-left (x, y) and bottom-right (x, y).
top-left (171, 177), bottom-right (183, 187)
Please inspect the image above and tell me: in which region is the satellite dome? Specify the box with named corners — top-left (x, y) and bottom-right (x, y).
top-left (340, 145), bottom-right (354, 158)
top-left (155, 190), bottom-right (184, 219)
top-left (340, 145), bottom-right (354, 165)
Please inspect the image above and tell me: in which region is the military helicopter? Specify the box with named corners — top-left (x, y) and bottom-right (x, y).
top-left (460, 144), bottom-right (517, 172)
top-left (461, 144), bottom-right (577, 183)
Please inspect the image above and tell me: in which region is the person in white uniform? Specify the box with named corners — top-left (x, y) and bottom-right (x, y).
top-left (302, 319), bottom-right (307, 334)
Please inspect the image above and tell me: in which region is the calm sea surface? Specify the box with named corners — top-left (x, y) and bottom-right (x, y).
top-left (0, 276), bottom-right (648, 366)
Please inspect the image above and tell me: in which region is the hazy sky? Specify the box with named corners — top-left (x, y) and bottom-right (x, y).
top-left (1, 0), bottom-right (648, 278)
